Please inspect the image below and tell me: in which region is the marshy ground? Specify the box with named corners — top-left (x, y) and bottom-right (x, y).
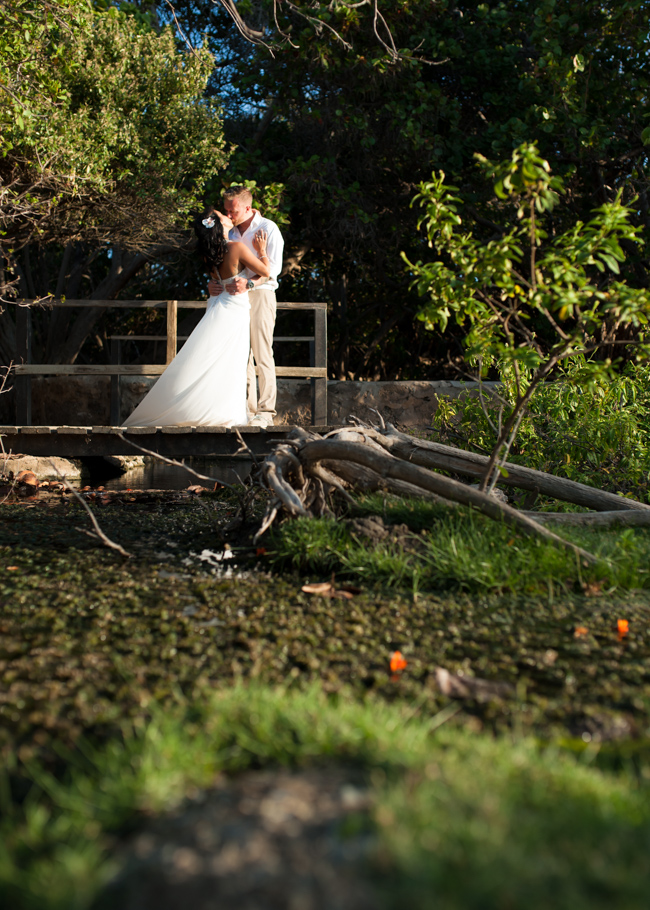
top-left (1, 485), bottom-right (649, 909)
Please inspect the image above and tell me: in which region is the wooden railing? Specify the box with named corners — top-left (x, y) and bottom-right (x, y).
top-left (13, 299), bottom-right (327, 426)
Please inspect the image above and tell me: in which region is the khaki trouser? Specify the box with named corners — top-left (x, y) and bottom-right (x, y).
top-left (247, 288), bottom-right (277, 418)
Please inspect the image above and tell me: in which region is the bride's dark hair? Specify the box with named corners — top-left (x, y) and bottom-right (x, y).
top-left (194, 210), bottom-right (228, 272)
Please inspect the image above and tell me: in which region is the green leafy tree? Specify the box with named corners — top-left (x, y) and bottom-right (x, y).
top-left (0, 0), bottom-right (227, 362)
top-left (405, 142), bottom-right (650, 490)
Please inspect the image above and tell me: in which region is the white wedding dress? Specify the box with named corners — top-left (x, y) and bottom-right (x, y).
top-left (122, 272), bottom-right (250, 427)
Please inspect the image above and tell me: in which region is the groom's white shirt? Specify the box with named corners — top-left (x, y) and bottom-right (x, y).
top-left (229, 210), bottom-right (284, 291)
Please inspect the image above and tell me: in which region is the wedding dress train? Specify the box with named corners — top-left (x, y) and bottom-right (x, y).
top-left (122, 272), bottom-right (250, 427)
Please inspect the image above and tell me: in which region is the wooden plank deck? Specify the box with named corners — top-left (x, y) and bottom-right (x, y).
top-left (0, 425), bottom-right (331, 459)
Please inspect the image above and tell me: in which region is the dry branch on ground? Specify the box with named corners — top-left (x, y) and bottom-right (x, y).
top-left (254, 421), bottom-right (650, 561)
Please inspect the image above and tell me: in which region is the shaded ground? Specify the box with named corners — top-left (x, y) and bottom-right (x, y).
top-left (95, 767), bottom-right (377, 910)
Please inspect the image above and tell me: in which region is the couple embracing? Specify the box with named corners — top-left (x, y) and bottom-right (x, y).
top-left (123, 186), bottom-right (284, 429)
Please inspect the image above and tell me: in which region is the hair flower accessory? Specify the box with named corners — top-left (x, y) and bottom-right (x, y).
top-left (202, 216), bottom-right (216, 229)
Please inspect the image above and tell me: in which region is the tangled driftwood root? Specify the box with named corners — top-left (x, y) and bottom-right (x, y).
top-left (254, 421), bottom-right (650, 563)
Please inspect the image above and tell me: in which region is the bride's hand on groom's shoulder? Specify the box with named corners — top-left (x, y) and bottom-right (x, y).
top-left (253, 229), bottom-right (268, 252)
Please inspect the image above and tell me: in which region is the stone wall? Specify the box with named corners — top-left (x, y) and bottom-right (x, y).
top-left (275, 379), bottom-right (482, 427)
top-left (2, 376), bottom-right (487, 427)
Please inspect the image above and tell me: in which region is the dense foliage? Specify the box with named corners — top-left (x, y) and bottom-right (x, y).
top-left (432, 359), bottom-right (650, 502)
top-left (195, 0), bottom-right (650, 378)
top-left (0, 0), bottom-right (227, 362)
top-left (406, 142), bottom-right (650, 486)
top-left (2, 0), bottom-right (649, 375)
top-left (0, 0), bottom-right (225, 254)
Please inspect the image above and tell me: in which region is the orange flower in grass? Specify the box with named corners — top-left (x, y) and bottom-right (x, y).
top-left (617, 619), bottom-right (629, 640)
top-left (390, 650), bottom-right (407, 673)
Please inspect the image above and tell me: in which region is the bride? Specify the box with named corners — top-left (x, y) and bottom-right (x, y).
top-left (122, 211), bottom-right (270, 428)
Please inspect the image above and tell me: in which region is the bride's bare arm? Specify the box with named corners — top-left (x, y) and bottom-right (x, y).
top-left (215, 232), bottom-right (271, 295)
top-left (237, 235), bottom-right (271, 278)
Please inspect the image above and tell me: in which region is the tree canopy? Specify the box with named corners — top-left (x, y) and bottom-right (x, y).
top-left (1, 0), bottom-right (649, 375)
top-left (1, 0), bottom-right (226, 259)
top-left (0, 0), bottom-right (227, 361)
top-left (192, 0), bottom-right (650, 378)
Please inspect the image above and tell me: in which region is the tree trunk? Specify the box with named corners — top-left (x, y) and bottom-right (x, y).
top-left (375, 426), bottom-right (650, 513)
top-left (526, 511), bottom-right (650, 527)
top-left (255, 426), bottom-right (603, 564)
top-left (280, 241), bottom-right (312, 277)
top-left (52, 248), bottom-right (149, 364)
top-left (330, 273), bottom-right (349, 380)
top-left (320, 457), bottom-right (447, 503)
top-left (44, 242), bottom-right (90, 362)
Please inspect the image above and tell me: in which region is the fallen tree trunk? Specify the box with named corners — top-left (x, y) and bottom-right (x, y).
top-left (525, 510), bottom-right (650, 528)
top-left (255, 423), bottom-right (650, 560)
top-left (299, 439), bottom-right (599, 560)
top-left (363, 423), bottom-right (650, 513)
top-left (256, 427), bottom-right (601, 563)
top-left (320, 458), bottom-right (448, 504)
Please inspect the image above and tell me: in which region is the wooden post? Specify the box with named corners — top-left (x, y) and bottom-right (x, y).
top-left (15, 304), bottom-right (32, 425)
top-left (311, 306), bottom-right (327, 425)
top-left (166, 300), bottom-right (178, 364)
top-left (110, 337), bottom-right (121, 426)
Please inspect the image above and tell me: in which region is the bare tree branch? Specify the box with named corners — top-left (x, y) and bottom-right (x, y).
top-left (164, 0), bottom-right (200, 56)
top-left (215, 0), bottom-right (277, 54)
top-left (207, 0), bottom-right (447, 65)
top-left (115, 431), bottom-right (250, 521)
top-left (47, 462), bottom-right (132, 558)
top-left (279, 0), bottom-right (353, 51)
top-left (372, 0), bottom-right (398, 62)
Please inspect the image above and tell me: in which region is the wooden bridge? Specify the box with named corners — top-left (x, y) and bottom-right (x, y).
top-left (0, 424), bottom-right (331, 459)
top-left (9, 298), bottom-right (328, 457)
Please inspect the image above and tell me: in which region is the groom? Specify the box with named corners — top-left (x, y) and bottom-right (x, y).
top-left (208, 186), bottom-right (284, 427)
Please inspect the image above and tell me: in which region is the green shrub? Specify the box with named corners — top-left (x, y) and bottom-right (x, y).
top-left (431, 359), bottom-right (650, 499)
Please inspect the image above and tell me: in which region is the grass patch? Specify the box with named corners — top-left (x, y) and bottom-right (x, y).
top-left (270, 494), bottom-right (650, 594)
top-left (1, 685), bottom-right (649, 910)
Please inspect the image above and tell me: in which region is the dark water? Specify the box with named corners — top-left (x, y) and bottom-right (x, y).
top-left (85, 457), bottom-right (253, 491)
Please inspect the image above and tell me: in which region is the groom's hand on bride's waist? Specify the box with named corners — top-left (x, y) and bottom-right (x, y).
top-left (208, 277), bottom-right (248, 296)
top-left (226, 276), bottom-right (249, 294)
